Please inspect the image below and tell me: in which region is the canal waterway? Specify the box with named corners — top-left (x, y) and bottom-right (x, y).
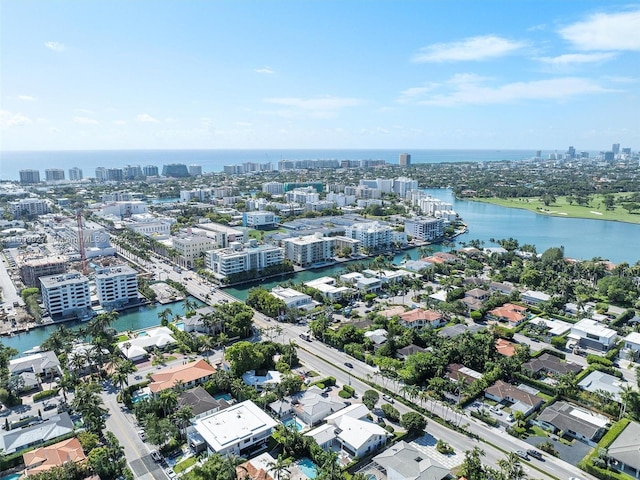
top-left (2, 189), bottom-right (638, 355)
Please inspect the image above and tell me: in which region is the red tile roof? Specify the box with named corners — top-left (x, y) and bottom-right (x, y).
top-left (399, 308), bottom-right (442, 323)
top-left (23, 437), bottom-right (86, 476)
top-left (149, 358), bottom-right (216, 393)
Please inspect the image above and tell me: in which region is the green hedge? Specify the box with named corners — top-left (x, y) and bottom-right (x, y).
top-left (470, 410), bottom-right (498, 427)
top-left (578, 418), bottom-right (631, 480)
top-left (338, 390), bottom-right (352, 399)
top-left (512, 372), bottom-right (557, 396)
top-left (342, 385), bottom-right (355, 395)
top-left (32, 389), bottom-right (59, 402)
top-left (531, 348), bottom-right (565, 360)
top-left (311, 376), bottom-right (336, 387)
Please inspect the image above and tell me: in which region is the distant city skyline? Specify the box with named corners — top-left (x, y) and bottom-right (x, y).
top-left (1, 1), bottom-right (639, 152)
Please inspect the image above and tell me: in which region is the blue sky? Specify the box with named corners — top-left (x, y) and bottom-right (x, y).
top-left (1, 1), bottom-right (639, 151)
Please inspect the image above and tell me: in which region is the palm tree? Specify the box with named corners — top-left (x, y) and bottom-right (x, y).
top-left (267, 454), bottom-right (292, 480)
top-left (497, 452), bottom-right (526, 480)
top-left (159, 389), bottom-right (178, 417)
top-left (173, 405), bottom-right (193, 438)
top-left (318, 450), bottom-right (341, 480)
top-left (158, 307), bottom-right (173, 326)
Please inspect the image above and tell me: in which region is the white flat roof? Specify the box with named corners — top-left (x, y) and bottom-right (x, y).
top-left (574, 319), bottom-right (617, 339)
top-left (194, 400), bottom-right (278, 453)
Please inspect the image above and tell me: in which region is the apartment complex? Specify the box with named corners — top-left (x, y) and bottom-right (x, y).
top-left (9, 198), bottom-right (50, 218)
top-left (404, 217), bottom-right (445, 242)
top-left (19, 169), bottom-right (41, 185)
top-left (40, 273), bottom-right (91, 319)
top-left (282, 233), bottom-right (335, 267)
top-left (205, 241), bottom-right (284, 279)
top-left (94, 265), bottom-right (139, 310)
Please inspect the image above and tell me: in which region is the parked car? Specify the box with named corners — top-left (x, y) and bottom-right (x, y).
top-left (43, 403), bottom-right (57, 411)
top-left (515, 450), bottom-right (529, 460)
top-left (137, 430), bottom-right (146, 441)
top-left (150, 450), bottom-right (162, 462)
top-left (382, 394), bottom-right (394, 403)
top-left (490, 406), bottom-right (502, 415)
top-left (526, 449), bottom-right (543, 460)
top-left (165, 468), bottom-right (177, 479)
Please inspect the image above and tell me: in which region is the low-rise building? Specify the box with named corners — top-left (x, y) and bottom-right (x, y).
top-left (536, 401), bottom-right (608, 446)
top-left (9, 351), bottom-right (61, 378)
top-left (0, 413), bottom-right (74, 454)
top-left (117, 326), bottom-right (176, 361)
top-left (485, 380), bottom-right (544, 416)
top-left (242, 370), bottom-right (282, 390)
top-left (271, 286), bottom-right (316, 310)
top-left (608, 420), bottom-right (640, 478)
top-left (398, 308), bottom-right (444, 329)
top-left (178, 386), bottom-right (229, 421)
top-left (288, 386), bottom-right (345, 426)
top-left (373, 440), bottom-right (451, 480)
top-left (173, 234), bottom-right (218, 269)
top-left (149, 359), bottom-right (216, 395)
top-left (23, 437), bottom-right (86, 477)
top-left (569, 319), bottom-right (618, 351)
top-left (522, 353), bottom-right (582, 378)
top-left (193, 400), bottom-right (278, 456)
top-left (304, 277), bottom-right (352, 301)
top-left (487, 303), bottom-right (528, 327)
top-left (578, 370), bottom-right (630, 402)
top-left (521, 290), bottom-right (552, 305)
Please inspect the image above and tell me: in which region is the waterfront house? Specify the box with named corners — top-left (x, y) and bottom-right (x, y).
top-left (271, 286), bottom-right (317, 310)
top-left (117, 326), bottom-right (176, 361)
top-left (9, 351), bottom-right (61, 379)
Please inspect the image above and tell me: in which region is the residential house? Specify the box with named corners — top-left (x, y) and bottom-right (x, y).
top-left (489, 281), bottom-right (516, 295)
top-left (193, 400), bottom-right (277, 456)
top-left (290, 386), bottom-right (345, 426)
top-left (182, 306), bottom-right (222, 335)
top-left (535, 401), bottom-right (608, 446)
top-left (148, 359), bottom-right (216, 396)
top-left (378, 306), bottom-right (406, 319)
top-left (495, 338), bottom-right (517, 357)
top-left (373, 440), bottom-right (451, 480)
top-left (623, 332), bottom-right (640, 359)
top-left (305, 404), bottom-right (390, 458)
top-left (304, 277), bottom-right (352, 301)
top-left (578, 370), bottom-right (630, 402)
top-left (399, 308), bottom-right (444, 329)
top-left (236, 452), bottom-right (277, 480)
top-left (117, 326), bottom-right (176, 361)
top-left (447, 364), bottom-right (483, 385)
top-left (522, 353), bottom-right (582, 378)
top-left (487, 303), bottom-right (528, 327)
top-left (569, 319), bottom-right (618, 351)
top-left (521, 290), bottom-right (551, 305)
top-left (178, 387), bottom-right (229, 421)
top-left (396, 344), bottom-right (427, 361)
top-left (9, 351), bottom-right (61, 379)
top-left (608, 421), bottom-right (640, 478)
top-left (364, 329), bottom-right (388, 347)
top-left (0, 413), bottom-right (74, 454)
top-left (242, 370), bottom-right (282, 390)
top-left (437, 323), bottom-right (484, 339)
top-left (484, 380), bottom-right (544, 416)
top-left (271, 286), bottom-right (317, 310)
top-left (23, 437), bottom-right (86, 477)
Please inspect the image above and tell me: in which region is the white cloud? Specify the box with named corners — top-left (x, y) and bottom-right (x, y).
top-left (74, 116), bottom-right (98, 125)
top-left (397, 84), bottom-right (440, 104)
top-left (412, 35), bottom-right (526, 62)
top-left (536, 52), bottom-right (618, 65)
top-left (559, 9), bottom-right (640, 51)
top-left (44, 41), bottom-right (66, 52)
top-left (112, 120), bottom-right (127, 125)
top-left (18, 95), bottom-right (36, 101)
top-left (255, 66), bottom-right (275, 74)
top-left (136, 113), bottom-right (159, 123)
top-left (0, 110), bottom-right (32, 128)
top-left (414, 76), bottom-right (612, 106)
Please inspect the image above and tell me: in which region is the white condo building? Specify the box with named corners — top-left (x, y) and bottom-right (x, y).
top-left (393, 177), bottom-right (419, 198)
top-left (205, 241), bottom-right (284, 279)
top-left (262, 182), bottom-right (284, 195)
top-left (9, 198), bottom-right (50, 218)
top-left (95, 265), bottom-right (139, 309)
top-left (344, 222), bottom-right (393, 252)
top-left (172, 234), bottom-right (218, 269)
top-left (285, 187), bottom-right (320, 204)
top-left (242, 211), bottom-right (277, 228)
top-left (404, 217), bottom-right (444, 242)
top-left (40, 273), bottom-right (91, 319)
top-left (282, 233), bottom-right (335, 267)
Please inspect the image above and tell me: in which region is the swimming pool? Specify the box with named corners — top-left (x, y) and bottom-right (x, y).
top-left (283, 418), bottom-right (303, 431)
top-left (297, 458), bottom-right (317, 479)
top-left (137, 331), bottom-right (148, 337)
top-left (174, 321), bottom-right (185, 331)
top-left (132, 390), bottom-right (150, 403)
top-left (214, 393), bottom-right (233, 401)
top-left (0, 473), bottom-right (23, 480)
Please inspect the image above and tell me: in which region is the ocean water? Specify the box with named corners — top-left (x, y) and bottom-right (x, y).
top-left (0, 148), bottom-right (545, 181)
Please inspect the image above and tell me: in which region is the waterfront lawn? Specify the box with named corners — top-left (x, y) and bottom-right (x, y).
top-left (472, 194), bottom-right (640, 224)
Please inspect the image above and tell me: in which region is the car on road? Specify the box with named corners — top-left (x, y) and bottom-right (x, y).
top-left (526, 449), bottom-right (543, 460)
top-left (506, 413), bottom-right (514, 422)
top-left (150, 450), bottom-right (162, 462)
top-left (490, 406), bottom-right (502, 415)
top-left (43, 403), bottom-right (57, 411)
top-left (382, 394), bottom-right (394, 403)
top-left (137, 429), bottom-right (146, 441)
top-left (344, 362), bottom-right (354, 368)
top-left (515, 450), bottom-right (529, 460)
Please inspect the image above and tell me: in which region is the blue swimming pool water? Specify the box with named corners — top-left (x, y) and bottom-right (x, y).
top-left (284, 418), bottom-right (303, 431)
top-left (1, 474), bottom-right (23, 480)
top-left (297, 458), bottom-right (317, 479)
top-left (214, 393), bottom-right (233, 401)
top-left (137, 331), bottom-right (148, 337)
top-left (132, 391), bottom-right (150, 403)
top-left (174, 321), bottom-right (185, 331)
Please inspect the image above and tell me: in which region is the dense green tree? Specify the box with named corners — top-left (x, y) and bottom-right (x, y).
top-left (400, 411), bottom-right (427, 434)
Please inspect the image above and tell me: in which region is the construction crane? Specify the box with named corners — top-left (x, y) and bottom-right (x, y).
top-left (76, 206), bottom-right (88, 275)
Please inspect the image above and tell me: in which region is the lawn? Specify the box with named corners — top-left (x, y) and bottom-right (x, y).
top-left (174, 456), bottom-right (198, 474)
top-left (472, 194), bottom-right (640, 224)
